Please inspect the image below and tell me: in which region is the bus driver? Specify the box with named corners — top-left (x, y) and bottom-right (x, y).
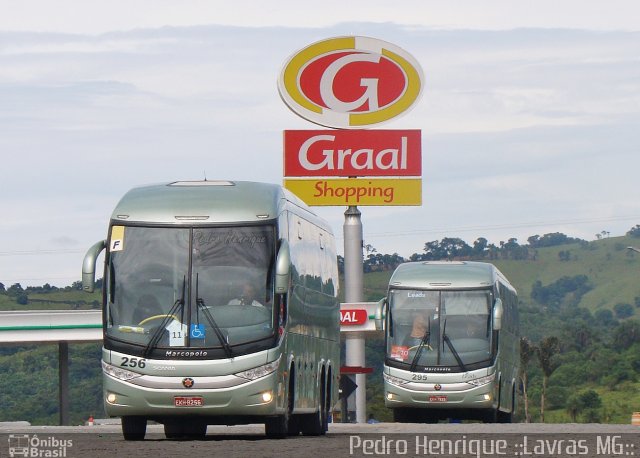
top-left (228, 283), bottom-right (264, 307)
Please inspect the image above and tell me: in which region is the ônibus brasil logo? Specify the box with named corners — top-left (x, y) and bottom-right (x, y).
top-left (278, 36), bottom-right (424, 129)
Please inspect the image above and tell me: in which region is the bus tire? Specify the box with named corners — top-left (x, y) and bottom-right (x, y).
top-left (164, 422), bottom-right (182, 439)
top-left (266, 368), bottom-right (295, 439)
top-left (497, 386), bottom-right (515, 423)
top-left (392, 408), bottom-right (412, 423)
top-left (323, 371), bottom-right (332, 433)
top-left (122, 416), bottom-right (147, 441)
top-left (482, 408), bottom-right (498, 423)
top-left (301, 371), bottom-right (326, 436)
top-left (165, 420), bottom-right (207, 439)
top-left (184, 421), bottom-right (207, 439)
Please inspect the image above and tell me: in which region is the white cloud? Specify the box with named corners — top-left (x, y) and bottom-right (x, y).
top-left (0, 17), bottom-right (639, 286)
top-left (1, 1), bottom-right (639, 34)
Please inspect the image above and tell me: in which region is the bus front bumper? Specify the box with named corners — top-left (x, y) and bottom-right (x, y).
top-left (103, 370), bottom-right (281, 418)
top-left (383, 374), bottom-right (495, 410)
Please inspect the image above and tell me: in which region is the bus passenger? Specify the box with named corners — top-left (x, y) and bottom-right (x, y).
top-left (403, 313), bottom-right (433, 350)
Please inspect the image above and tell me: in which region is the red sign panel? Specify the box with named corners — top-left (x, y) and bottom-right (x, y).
top-left (340, 309), bottom-right (369, 326)
top-left (284, 129), bottom-right (421, 177)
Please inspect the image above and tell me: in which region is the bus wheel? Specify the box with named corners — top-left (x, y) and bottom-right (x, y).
top-left (322, 375), bottom-right (332, 433)
top-left (122, 416), bottom-right (147, 441)
top-left (184, 421), bottom-right (207, 439)
top-left (265, 411), bottom-right (289, 438)
top-left (497, 388), bottom-right (515, 423)
top-left (392, 408), bottom-right (412, 423)
top-left (266, 373), bottom-right (294, 439)
top-left (165, 421), bottom-right (207, 439)
top-left (301, 374), bottom-right (326, 436)
top-left (164, 422), bottom-right (182, 439)
top-left (497, 409), bottom-right (513, 423)
top-left (482, 408), bottom-right (498, 423)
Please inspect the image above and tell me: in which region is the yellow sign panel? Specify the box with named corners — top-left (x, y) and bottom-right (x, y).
top-left (284, 178), bottom-right (422, 206)
top-left (110, 225), bottom-right (125, 252)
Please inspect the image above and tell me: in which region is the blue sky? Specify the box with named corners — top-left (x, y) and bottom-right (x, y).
top-left (1, 1), bottom-right (639, 287)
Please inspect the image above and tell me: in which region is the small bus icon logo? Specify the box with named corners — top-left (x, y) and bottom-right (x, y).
top-left (8, 434), bottom-right (30, 457)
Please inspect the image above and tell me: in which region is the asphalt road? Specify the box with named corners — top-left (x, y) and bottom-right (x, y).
top-left (1, 422), bottom-right (638, 458)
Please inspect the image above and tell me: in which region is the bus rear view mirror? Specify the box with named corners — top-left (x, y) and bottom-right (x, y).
top-left (375, 297), bottom-right (387, 331)
top-left (275, 239), bottom-right (291, 294)
top-left (82, 240), bottom-right (106, 293)
top-left (493, 298), bottom-right (504, 331)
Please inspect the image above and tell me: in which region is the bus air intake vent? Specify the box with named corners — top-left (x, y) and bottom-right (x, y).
top-left (175, 216), bottom-right (210, 221)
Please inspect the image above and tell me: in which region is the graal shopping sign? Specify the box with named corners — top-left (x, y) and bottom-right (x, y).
top-left (278, 36), bottom-right (424, 206)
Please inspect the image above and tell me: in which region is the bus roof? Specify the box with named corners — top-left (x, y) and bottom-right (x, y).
top-left (110, 180), bottom-right (320, 226)
top-left (388, 261), bottom-right (516, 292)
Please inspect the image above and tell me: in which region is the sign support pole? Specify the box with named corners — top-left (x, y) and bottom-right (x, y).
top-left (343, 205), bottom-right (366, 423)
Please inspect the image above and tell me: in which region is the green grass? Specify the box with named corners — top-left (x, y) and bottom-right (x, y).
top-left (540, 382), bottom-right (640, 424)
top-left (0, 290), bottom-right (102, 311)
top-left (493, 236), bottom-right (640, 314)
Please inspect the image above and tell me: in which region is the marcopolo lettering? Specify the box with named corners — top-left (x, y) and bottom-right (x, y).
top-left (165, 350), bottom-right (208, 357)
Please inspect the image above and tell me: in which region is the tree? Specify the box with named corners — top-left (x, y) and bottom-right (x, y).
top-left (528, 232), bottom-right (584, 248)
top-left (565, 393), bottom-right (581, 422)
top-left (519, 337), bottom-right (536, 422)
top-left (0, 282), bottom-right (5, 292)
top-left (613, 320), bottom-right (640, 350)
top-left (627, 224), bottom-right (640, 237)
top-left (537, 336), bottom-right (561, 423)
top-left (472, 237), bottom-right (488, 258)
top-left (614, 303), bottom-right (634, 319)
top-left (594, 309), bottom-right (616, 327)
top-left (7, 283), bottom-right (24, 296)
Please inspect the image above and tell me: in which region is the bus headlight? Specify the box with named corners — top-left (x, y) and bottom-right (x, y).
top-left (235, 356), bottom-right (281, 381)
top-left (102, 361), bottom-right (141, 381)
top-left (466, 373), bottom-right (496, 387)
top-left (383, 373), bottom-right (408, 387)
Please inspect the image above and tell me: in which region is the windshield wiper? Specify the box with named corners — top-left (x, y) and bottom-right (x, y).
top-left (143, 276), bottom-right (186, 357)
top-left (409, 316), bottom-right (431, 372)
top-left (443, 319), bottom-right (467, 372)
top-left (195, 273), bottom-right (233, 358)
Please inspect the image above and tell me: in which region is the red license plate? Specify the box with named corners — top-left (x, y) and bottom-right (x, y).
top-left (429, 395), bottom-right (448, 402)
top-left (174, 396), bottom-right (204, 407)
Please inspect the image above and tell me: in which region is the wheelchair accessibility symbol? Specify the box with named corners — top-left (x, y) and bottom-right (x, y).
top-left (190, 324), bottom-right (205, 339)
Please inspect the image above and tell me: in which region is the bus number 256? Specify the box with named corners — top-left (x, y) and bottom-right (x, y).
top-left (120, 357), bottom-right (146, 368)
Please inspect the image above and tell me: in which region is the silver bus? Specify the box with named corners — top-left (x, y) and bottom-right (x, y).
top-left (82, 181), bottom-right (340, 440)
top-left (376, 261), bottom-right (519, 423)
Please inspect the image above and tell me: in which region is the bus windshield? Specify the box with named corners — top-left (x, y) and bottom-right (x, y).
top-left (386, 289), bottom-right (493, 371)
top-left (105, 225), bottom-right (276, 356)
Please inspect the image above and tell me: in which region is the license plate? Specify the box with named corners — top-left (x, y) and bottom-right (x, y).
top-left (174, 396), bottom-right (204, 407)
top-left (429, 395), bottom-right (448, 402)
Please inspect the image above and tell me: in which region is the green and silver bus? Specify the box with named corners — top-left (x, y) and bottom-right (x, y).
top-left (82, 181), bottom-right (340, 440)
top-left (376, 261), bottom-right (519, 423)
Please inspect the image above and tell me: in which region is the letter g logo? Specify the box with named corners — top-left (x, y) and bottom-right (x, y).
top-left (278, 36), bottom-right (424, 129)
